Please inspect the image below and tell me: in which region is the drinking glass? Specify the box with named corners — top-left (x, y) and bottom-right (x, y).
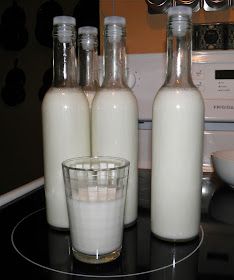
top-left (62, 156), bottom-right (130, 264)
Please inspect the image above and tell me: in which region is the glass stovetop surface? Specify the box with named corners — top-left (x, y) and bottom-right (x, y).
top-left (2, 171), bottom-right (234, 279)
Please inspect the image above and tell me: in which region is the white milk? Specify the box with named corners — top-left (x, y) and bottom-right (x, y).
top-left (42, 87), bottom-right (90, 229)
top-left (151, 87), bottom-right (204, 241)
top-left (92, 88), bottom-right (138, 226)
top-left (68, 196), bottom-right (125, 255)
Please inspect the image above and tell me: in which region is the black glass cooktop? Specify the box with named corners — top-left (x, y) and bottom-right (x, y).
top-left (2, 171), bottom-right (234, 279)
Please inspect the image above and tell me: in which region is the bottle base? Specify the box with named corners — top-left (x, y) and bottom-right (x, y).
top-left (124, 218), bottom-right (137, 228)
top-left (48, 223), bottom-right (69, 232)
top-left (72, 247), bottom-right (121, 264)
top-left (151, 231), bottom-right (199, 243)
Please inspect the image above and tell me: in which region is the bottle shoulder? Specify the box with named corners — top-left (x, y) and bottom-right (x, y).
top-left (153, 86), bottom-right (204, 112)
top-left (92, 88), bottom-right (138, 112)
top-left (42, 87), bottom-right (89, 108)
top-left (82, 83), bottom-right (99, 93)
top-left (43, 87), bottom-right (86, 99)
top-left (155, 86), bottom-right (203, 101)
top-left (95, 88), bottom-right (137, 102)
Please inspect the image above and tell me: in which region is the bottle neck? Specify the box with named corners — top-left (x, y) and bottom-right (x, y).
top-left (78, 35), bottom-right (98, 90)
top-left (102, 31), bottom-right (127, 88)
top-left (52, 28), bottom-right (78, 87)
top-left (165, 16), bottom-right (193, 87)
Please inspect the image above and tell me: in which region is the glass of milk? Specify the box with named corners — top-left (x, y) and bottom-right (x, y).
top-left (62, 156), bottom-right (130, 264)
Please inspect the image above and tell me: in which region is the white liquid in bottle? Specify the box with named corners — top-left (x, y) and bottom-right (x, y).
top-left (151, 87), bottom-right (204, 240)
top-left (42, 87), bottom-right (90, 229)
top-left (151, 6), bottom-right (204, 241)
top-left (92, 88), bottom-right (138, 225)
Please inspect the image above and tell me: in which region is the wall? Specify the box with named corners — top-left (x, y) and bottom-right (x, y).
top-left (0, 0), bottom-right (98, 195)
top-left (0, 0), bottom-right (50, 195)
top-left (100, 0), bottom-right (234, 53)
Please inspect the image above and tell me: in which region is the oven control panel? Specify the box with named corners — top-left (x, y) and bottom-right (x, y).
top-left (193, 66), bottom-right (234, 98)
top-left (192, 53), bottom-right (234, 122)
top-left (128, 50), bottom-right (234, 122)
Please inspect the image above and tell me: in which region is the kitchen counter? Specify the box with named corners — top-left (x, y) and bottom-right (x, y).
top-left (2, 170), bottom-right (234, 279)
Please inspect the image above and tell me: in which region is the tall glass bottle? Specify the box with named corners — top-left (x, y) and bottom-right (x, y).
top-left (92, 16), bottom-right (138, 226)
top-left (42, 16), bottom-right (90, 230)
top-left (78, 26), bottom-right (99, 109)
top-left (151, 6), bottom-right (204, 241)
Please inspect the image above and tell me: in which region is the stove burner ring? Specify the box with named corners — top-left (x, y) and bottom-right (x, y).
top-left (11, 208), bottom-right (204, 278)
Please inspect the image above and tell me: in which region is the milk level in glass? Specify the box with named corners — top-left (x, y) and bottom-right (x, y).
top-left (68, 196), bottom-right (125, 255)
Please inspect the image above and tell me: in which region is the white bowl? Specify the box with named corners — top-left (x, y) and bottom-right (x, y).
top-left (212, 150), bottom-right (234, 187)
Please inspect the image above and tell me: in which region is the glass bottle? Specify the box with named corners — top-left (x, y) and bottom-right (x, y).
top-left (92, 16), bottom-right (138, 226)
top-left (78, 26), bottom-right (99, 109)
top-left (42, 16), bottom-right (90, 230)
top-left (151, 6), bottom-right (204, 241)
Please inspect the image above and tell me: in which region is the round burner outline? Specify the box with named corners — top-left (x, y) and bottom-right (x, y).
top-left (11, 208), bottom-right (204, 278)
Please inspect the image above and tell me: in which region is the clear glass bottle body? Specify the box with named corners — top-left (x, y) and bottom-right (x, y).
top-left (92, 17), bottom-right (138, 226)
top-left (42, 17), bottom-right (90, 230)
top-left (78, 26), bottom-right (99, 109)
top-left (151, 7), bottom-right (204, 241)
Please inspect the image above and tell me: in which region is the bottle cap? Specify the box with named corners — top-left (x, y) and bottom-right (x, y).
top-left (104, 16), bottom-right (126, 42)
top-left (167, 6), bottom-right (192, 17)
top-left (78, 26), bottom-right (98, 35)
top-left (104, 16), bottom-right (126, 26)
top-left (168, 6), bottom-right (192, 36)
top-left (53, 16), bottom-right (76, 43)
top-left (53, 16), bottom-right (76, 26)
top-left (78, 26), bottom-right (98, 50)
